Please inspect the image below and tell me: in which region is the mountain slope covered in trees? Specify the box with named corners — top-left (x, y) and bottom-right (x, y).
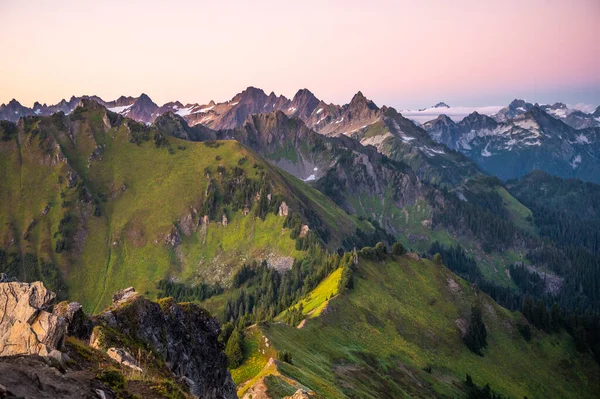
top-left (230, 251), bottom-right (600, 398)
top-left (0, 101), bottom-right (380, 312)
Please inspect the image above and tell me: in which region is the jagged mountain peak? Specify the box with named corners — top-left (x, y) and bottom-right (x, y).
top-left (166, 100), bottom-right (184, 108)
top-left (289, 89), bottom-right (320, 118)
top-left (548, 102), bottom-right (567, 110)
top-left (349, 91), bottom-right (378, 110)
top-left (460, 111), bottom-right (495, 124)
top-left (234, 86), bottom-right (267, 102)
top-left (494, 99), bottom-right (535, 122)
top-left (116, 95), bottom-right (135, 103)
top-left (77, 97), bottom-right (103, 108)
top-left (458, 111), bottom-right (498, 133)
top-left (291, 88), bottom-right (318, 105)
top-left (350, 90), bottom-right (366, 103)
top-left (508, 99), bottom-right (532, 109)
top-left (136, 93), bottom-right (155, 104)
top-left (427, 114), bottom-right (456, 125)
top-left (293, 88), bottom-right (316, 99)
top-left (433, 102), bottom-right (450, 108)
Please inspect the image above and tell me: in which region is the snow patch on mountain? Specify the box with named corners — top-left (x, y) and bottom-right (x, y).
top-left (420, 146), bottom-right (445, 157)
top-left (175, 106), bottom-right (195, 117)
top-left (481, 143), bottom-right (493, 157)
top-left (108, 104), bottom-right (134, 114)
top-left (575, 134), bottom-right (590, 144)
top-left (197, 105), bottom-right (214, 113)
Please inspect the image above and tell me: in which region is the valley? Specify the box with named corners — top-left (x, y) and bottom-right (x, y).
top-left (1, 89), bottom-right (600, 398)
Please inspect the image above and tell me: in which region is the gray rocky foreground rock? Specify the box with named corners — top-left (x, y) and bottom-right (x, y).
top-left (0, 282), bottom-right (236, 398)
top-left (94, 290), bottom-right (237, 398)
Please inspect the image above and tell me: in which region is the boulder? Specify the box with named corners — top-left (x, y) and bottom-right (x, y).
top-left (0, 281), bottom-right (67, 356)
top-left (278, 201), bottom-right (289, 217)
top-left (111, 287), bottom-right (138, 305)
top-left (299, 224), bottom-right (310, 238)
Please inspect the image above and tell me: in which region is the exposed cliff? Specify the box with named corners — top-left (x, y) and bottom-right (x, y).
top-left (0, 281), bottom-right (236, 399)
top-left (93, 288), bottom-right (236, 399)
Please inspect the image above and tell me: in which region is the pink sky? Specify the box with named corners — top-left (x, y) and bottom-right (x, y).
top-left (0, 0), bottom-right (599, 108)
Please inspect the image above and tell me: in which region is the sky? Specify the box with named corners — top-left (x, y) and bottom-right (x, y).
top-left (0, 0), bottom-right (599, 109)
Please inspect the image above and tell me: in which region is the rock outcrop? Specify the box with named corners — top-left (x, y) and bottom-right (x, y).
top-left (279, 201), bottom-right (289, 216)
top-left (106, 347), bottom-right (143, 372)
top-left (1, 281), bottom-right (236, 399)
top-left (111, 287), bottom-right (138, 304)
top-left (164, 226), bottom-right (182, 249)
top-left (52, 301), bottom-right (93, 340)
top-left (285, 390), bottom-right (310, 399)
top-left (0, 355), bottom-right (116, 399)
top-left (95, 290), bottom-right (236, 399)
top-left (0, 281), bottom-right (67, 356)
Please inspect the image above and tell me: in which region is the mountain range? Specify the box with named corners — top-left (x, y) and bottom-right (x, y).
top-left (423, 101), bottom-right (600, 182)
top-left (2, 88), bottom-right (600, 398)
top-left (3, 88), bottom-right (599, 185)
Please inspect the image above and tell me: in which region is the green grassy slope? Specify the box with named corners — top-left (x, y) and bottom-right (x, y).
top-left (234, 254), bottom-right (600, 398)
top-left (0, 103), bottom-right (364, 312)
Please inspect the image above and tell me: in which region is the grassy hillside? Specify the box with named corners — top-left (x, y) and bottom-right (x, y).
top-left (233, 254), bottom-right (600, 398)
top-left (0, 103), bottom-right (366, 312)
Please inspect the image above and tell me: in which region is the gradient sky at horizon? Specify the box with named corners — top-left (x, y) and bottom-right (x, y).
top-left (1, 0), bottom-right (599, 109)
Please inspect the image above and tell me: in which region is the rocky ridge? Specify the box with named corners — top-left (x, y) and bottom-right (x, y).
top-left (0, 280), bottom-right (236, 399)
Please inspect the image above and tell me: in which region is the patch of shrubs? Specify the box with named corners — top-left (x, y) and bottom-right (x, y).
top-left (204, 140), bottom-right (221, 148)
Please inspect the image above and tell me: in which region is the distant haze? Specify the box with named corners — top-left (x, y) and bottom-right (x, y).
top-left (0, 0), bottom-right (599, 109)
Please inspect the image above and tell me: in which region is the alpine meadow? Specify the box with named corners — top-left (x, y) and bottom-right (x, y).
top-left (1, 1), bottom-right (600, 398)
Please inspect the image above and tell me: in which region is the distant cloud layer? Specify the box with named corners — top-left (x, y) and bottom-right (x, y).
top-left (401, 103), bottom-right (597, 124)
top-left (400, 106), bottom-right (504, 123)
top-left (569, 103), bottom-right (597, 113)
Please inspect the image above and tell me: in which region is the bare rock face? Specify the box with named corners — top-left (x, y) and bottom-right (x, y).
top-left (95, 292), bottom-right (236, 399)
top-left (179, 211), bottom-right (196, 237)
top-left (0, 355), bottom-right (116, 399)
top-left (299, 224), bottom-right (310, 238)
top-left (52, 301), bottom-right (93, 340)
top-left (285, 389), bottom-right (310, 399)
top-left (278, 201), bottom-right (289, 217)
top-left (112, 287), bottom-right (138, 305)
top-left (106, 347), bottom-right (142, 372)
top-left (0, 281), bottom-right (67, 356)
top-left (164, 226), bottom-right (182, 249)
